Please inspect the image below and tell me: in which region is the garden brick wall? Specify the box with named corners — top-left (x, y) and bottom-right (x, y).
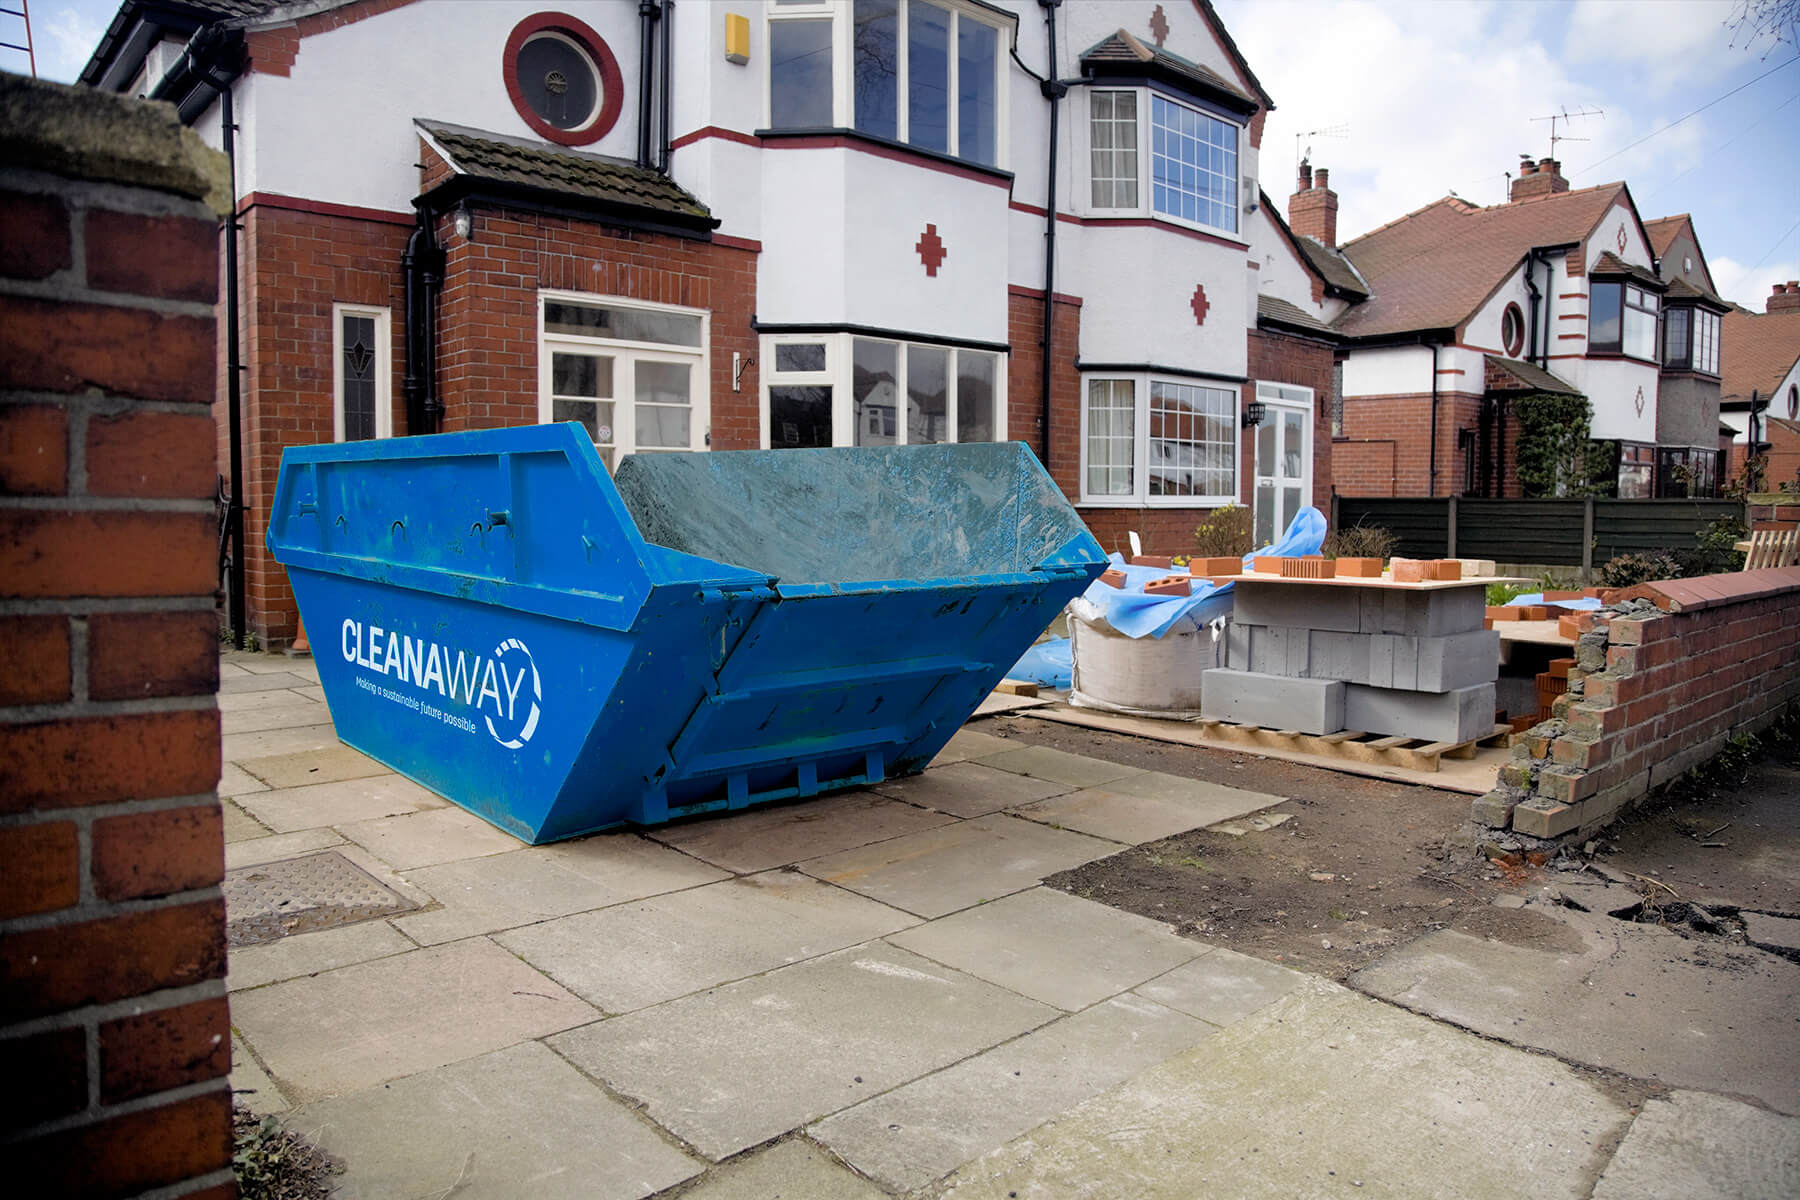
top-left (0, 75), bottom-right (232, 1197)
top-left (1473, 567), bottom-right (1800, 839)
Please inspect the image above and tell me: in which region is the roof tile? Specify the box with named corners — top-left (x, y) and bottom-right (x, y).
top-left (1722, 307), bottom-right (1800, 405)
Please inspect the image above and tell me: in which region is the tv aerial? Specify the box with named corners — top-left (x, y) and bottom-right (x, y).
top-left (1529, 105), bottom-right (1604, 160)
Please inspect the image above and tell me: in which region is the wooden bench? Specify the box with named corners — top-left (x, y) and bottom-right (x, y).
top-left (1744, 527), bottom-right (1800, 570)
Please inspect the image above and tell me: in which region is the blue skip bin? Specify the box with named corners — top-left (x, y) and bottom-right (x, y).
top-left (267, 424), bottom-right (1104, 843)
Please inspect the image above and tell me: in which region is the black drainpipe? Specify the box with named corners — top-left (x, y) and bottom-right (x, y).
top-left (657, 0), bottom-right (674, 172)
top-left (1428, 340), bottom-right (1440, 498)
top-left (1523, 248), bottom-right (1542, 365)
top-left (401, 209), bottom-right (444, 436)
top-left (1037, 0), bottom-right (1065, 468)
top-left (637, 1), bottom-right (660, 168)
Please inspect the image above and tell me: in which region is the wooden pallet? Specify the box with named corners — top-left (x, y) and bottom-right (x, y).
top-left (1193, 720), bottom-right (1515, 773)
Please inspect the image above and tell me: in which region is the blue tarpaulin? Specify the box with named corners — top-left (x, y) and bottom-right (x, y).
top-left (1010, 637), bottom-right (1072, 688)
top-left (1510, 592), bottom-right (1603, 611)
top-left (1079, 508), bottom-right (1330, 638)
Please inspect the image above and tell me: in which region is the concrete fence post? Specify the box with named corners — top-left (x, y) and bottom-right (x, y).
top-left (1446, 496), bottom-right (1459, 558)
top-left (1581, 499), bottom-right (1596, 580)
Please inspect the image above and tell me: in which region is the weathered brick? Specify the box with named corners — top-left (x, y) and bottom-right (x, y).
top-left (0, 295), bottom-right (215, 403)
top-left (11, 1088), bottom-right (231, 1199)
top-left (0, 190), bottom-right (71, 280)
top-left (0, 614), bottom-right (71, 704)
top-left (85, 209), bottom-right (219, 303)
top-left (1537, 765), bottom-right (1599, 805)
top-left (92, 804), bottom-right (223, 900)
top-left (1551, 735), bottom-right (1609, 770)
top-left (1609, 616), bottom-right (1671, 645)
top-left (85, 410), bottom-right (218, 499)
top-left (87, 610), bottom-right (219, 700)
top-left (0, 708), bottom-right (220, 814)
top-left (0, 898), bottom-right (226, 1022)
top-left (0, 820), bottom-right (80, 918)
top-left (0, 1026), bottom-right (87, 1128)
top-left (0, 510), bottom-right (214, 598)
top-left (0, 402), bottom-right (69, 496)
top-left (1512, 802), bottom-right (1579, 838)
top-left (1470, 790), bottom-right (1518, 828)
top-left (100, 996), bottom-right (231, 1102)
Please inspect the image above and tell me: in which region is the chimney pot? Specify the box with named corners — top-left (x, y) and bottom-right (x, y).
top-left (1298, 161), bottom-right (1312, 191)
top-left (1789, 280), bottom-right (1799, 289)
top-left (1539, 157), bottom-right (1555, 170)
top-left (1520, 160), bottom-right (1537, 175)
top-left (1314, 168), bottom-right (1329, 190)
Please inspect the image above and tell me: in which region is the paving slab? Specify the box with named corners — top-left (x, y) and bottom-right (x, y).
top-left (221, 799), bottom-right (270, 844)
top-left (220, 699), bottom-right (331, 735)
top-left (889, 887), bottom-right (1202, 1011)
top-left (227, 918), bottom-right (417, 992)
top-left (1131, 945), bottom-right (1306, 1027)
top-left (932, 980), bottom-right (1630, 1199)
top-left (870, 762), bottom-right (1073, 819)
top-left (977, 744), bottom-right (1145, 789)
top-left (549, 942), bottom-right (1057, 1161)
top-left (235, 742), bottom-right (386, 788)
top-left (498, 869), bottom-right (917, 1013)
top-left (802, 816), bottom-right (1121, 919)
top-left (218, 762), bottom-right (270, 798)
top-left (231, 936), bottom-right (596, 1103)
top-left (394, 835), bottom-right (728, 945)
top-left (1743, 911), bottom-right (1800, 956)
top-left (930, 727), bottom-right (1019, 766)
top-left (813, 993), bottom-right (1215, 1192)
top-left (291, 684), bottom-right (326, 704)
top-left (235, 773), bottom-right (444, 833)
top-left (230, 1034), bottom-right (288, 1116)
top-left (1591, 1090), bottom-right (1800, 1200)
top-left (220, 660), bottom-right (253, 678)
top-left (224, 828), bottom-right (345, 871)
top-left (222, 723), bottom-right (344, 763)
top-left (219, 671), bottom-right (313, 694)
top-left (648, 790), bottom-right (955, 874)
top-left (1351, 915), bottom-right (1800, 1114)
top-left (676, 1139), bottom-right (886, 1200)
top-left (218, 686), bottom-right (321, 712)
top-left (1012, 775), bottom-right (1284, 844)
top-left (336, 805), bottom-right (523, 870)
top-left (293, 1042), bottom-right (700, 1200)
top-left (228, 653), bottom-right (315, 675)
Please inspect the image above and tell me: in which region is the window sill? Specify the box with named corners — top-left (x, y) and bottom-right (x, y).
top-left (1077, 496), bottom-right (1239, 509)
top-left (1077, 211), bottom-right (1248, 248)
top-left (1583, 350), bottom-right (1659, 365)
top-left (754, 127), bottom-right (1013, 185)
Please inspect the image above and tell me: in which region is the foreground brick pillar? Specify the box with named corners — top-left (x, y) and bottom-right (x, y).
top-left (0, 75), bottom-right (233, 1197)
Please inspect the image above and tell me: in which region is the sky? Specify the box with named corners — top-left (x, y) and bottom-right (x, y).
top-left (8, 0), bottom-right (1798, 310)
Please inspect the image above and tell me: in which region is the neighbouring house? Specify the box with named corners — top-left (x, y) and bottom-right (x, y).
top-left (1721, 282), bottom-right (1800, 488)
top-left (82, 0), bottom-right (1337, 649)
top-left (1292, 155), bottom-right (1728, 500)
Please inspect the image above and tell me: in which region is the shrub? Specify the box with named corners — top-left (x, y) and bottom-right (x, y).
top-left (1596, 552), bottom-right (1680, 588)
top-left (1322, 521), bottom-right (1397, 562)
top-left (1193, 505), bottom-right (1253, 556)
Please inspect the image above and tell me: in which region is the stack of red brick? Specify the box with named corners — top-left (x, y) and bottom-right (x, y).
top-left (1, 76), bottom-right (233, 1197)
top-left (1475, 567), bottom-right (1800, 838)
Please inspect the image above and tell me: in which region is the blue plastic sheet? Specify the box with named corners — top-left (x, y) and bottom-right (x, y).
top-left (1080, 507), bottom-right (1330, 639)
top-left (1010, 637), bottom-right (1072, 688)
top-left (1511, 591), bottom-right (1602, 611)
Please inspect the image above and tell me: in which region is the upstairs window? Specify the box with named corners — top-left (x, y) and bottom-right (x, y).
top-left (1086, 88), bottom-right (1241, 236)
top-left (1589, 281), bottom-right (1658, 361)
top-left (1662, 306), bottom-right (1720, 375)
top-left (770, 0), bottom-right (1006, 167)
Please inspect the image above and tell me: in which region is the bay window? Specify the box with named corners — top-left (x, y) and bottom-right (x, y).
top-left (1081, 374), bottom-right (1239, 505)
top-left (1662, 305), bottom-right (1720, 375)
top-left (1589, 280), bottom-right (1659, 360)
top-left (769, 0), bottom-right (1006, 167)
top-left (1086, 87), bottom-right (1241, 235)
top-left (763, 332), bottom-right (1003, 448)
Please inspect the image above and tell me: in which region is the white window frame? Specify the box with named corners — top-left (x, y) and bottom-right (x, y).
top-left (536, 289), bottom-right (710, 466)
top-left (1078, 372), bottom-right (1241, 507)
top-left (1251, 381), bottom-right (1315, 542)
top-left (1081, 86), bottom-right (1244, 240)
top-left (332, 303), bottom-right (392, 442)
top-left (759, 331), bottom-right (1007, 449)
top-left (766, 0), bottom-right (1010, 169)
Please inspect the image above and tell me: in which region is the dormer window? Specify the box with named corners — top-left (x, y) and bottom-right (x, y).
top-left (1589, 281), bottom-right (1658, 361)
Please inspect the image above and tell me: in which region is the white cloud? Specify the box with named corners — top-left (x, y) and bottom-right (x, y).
top-left (1563, 0), bottom-right (1772, 85)
top-left (30, 5), bottom-right (107, 84)
top-left (1712, 254), bottom-right (1800, 310)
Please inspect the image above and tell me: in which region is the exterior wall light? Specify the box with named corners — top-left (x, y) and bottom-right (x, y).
top-left (452, 206), bottom-right (473, 242)
top-left (1242, 401), bottom-right (1267, 428)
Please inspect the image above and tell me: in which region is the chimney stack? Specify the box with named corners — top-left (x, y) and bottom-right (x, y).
top-left (1770, 282), bottom-right (1800, 313)
top-left (1288, 160), bottom-right (1338, 248)
top-left (1510, 156), bottom-right (1569, 202)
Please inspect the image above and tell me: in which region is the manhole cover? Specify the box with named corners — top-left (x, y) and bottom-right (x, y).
top-left (224, 851), bottom-right (418, 947)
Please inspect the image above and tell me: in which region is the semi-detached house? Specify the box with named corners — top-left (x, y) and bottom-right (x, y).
top-left (82, 0), bottom-right (1341, 650)
top-left (1292, 157), bottom-right (1730, 501)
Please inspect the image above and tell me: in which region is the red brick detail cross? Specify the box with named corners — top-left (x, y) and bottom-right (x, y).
top-left (916, 223), bottom-right (947, 277)
top-left (1634, 385), bottom-right (1645, 416)
top-left (1190, 283), bottom-right (1210, 326)
top-left (1150, 4), bottom-right (1169, 47)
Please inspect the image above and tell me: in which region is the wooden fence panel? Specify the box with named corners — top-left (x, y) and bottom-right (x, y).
top-left (1335, 498), bottom-right (1449, 559)
top-left (1333, 497), bottom-right (1742, 568)
top-left (1593, 499), bottom-right (1740, 560)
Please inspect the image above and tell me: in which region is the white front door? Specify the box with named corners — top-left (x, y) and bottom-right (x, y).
top-left (1252, 383), bottom-right (1314, 548)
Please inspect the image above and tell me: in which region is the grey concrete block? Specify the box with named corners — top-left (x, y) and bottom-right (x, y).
top-left (1201, 669), bottom-right (1345, 735)
top-left (1344, 682), bottom-right (1497, 743)
top-left (1416, 630), bottom-right (1500, 691)
top-left (1358, 587), bottom-right (1485, 637)
top-left (1230, 583), bottom-right (1361, 633)
top-left (1227, 626), bottom-right (1498, 692)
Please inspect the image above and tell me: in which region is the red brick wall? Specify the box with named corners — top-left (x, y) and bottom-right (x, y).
top-left (1337, 390), bottom-right (1481, 497)
top-left (1765, 420), bottom-right (1800, 493)
top-left (1475, 568), bottom-right (1800, 838)
top-left (1748, 499), bottom-right (1800, 530)
top-left (1, 78), bottom-right (231, 1199)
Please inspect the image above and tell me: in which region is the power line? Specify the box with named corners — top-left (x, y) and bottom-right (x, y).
top-left (1748, 213), bottom-right (1800, 272)
top-left (1638, 87), bottom-right (1800, 205)
top-left (1575, 54), bottom-right (1799, 175)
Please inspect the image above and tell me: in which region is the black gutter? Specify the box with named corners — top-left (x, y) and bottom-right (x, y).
top-left (1076, 361), bottom-right (1248, 384)
top-left (637, 1), bottom-right (659, 169)
top-left (658, 0), bottom-right (674, 172)
top-left (153, 23), bottom-right (247, 648)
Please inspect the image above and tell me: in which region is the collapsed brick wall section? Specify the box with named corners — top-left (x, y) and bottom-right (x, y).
top-left (0, 76), bottom-right (231, 1198)
top-left (1473, 567), bottom-right (1800, 839)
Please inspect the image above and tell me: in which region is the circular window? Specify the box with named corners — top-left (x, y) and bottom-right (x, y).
top-left (503, 14), bottom-right (622, 146)
top-left (1501, 303), bottom-right (1525, 358)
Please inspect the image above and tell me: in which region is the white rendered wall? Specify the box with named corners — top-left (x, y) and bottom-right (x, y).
top-left (1067, 224), bottom-right (1249, 376)
top-left (1463, 263), bottom-right (1532, 356)
top-left (1342, 345), bottom-right (1433, 396)
top-left (1560, 356), bottom-right (1660, 442)
top-left (1586, 199), bottom-right (1654, 274)
top-left (1249, 205), bottom-right (1333, 325)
